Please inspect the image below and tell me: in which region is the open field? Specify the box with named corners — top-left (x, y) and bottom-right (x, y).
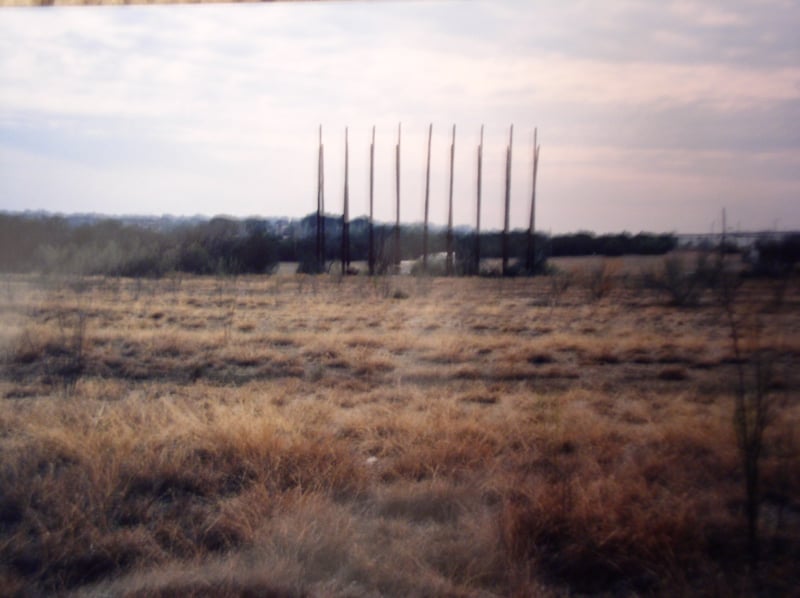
top-left (1, 260), bottom-right (798, 596)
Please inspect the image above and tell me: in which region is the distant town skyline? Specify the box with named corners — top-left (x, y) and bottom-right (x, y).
top-left (1, 0), bottom-right (799, 234)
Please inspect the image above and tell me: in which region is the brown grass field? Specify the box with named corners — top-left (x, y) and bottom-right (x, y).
top-left (0, 256), bottom-right (798, 596)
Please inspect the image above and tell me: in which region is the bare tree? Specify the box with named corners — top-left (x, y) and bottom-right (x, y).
top-left (720, 268), bottom-right (772, 566)
top-left (717, 208), bottom-right (774, 567)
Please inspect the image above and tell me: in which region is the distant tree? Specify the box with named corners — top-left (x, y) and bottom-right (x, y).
top-left (752, 234), bottom-right (800, 276)
top-left (178, 242), bottom-right (214, 275)
top-left (233, 229), bottom-right (279, 274)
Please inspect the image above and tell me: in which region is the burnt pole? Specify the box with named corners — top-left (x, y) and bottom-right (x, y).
top-left (368, 126), bottom-right (376, 276)
top-left (321, 134), bottom-right (326, 269)
top-left (446, 124), bottom-right (456, 276)
top-left (423, 123), bottom-right (432, 274)
top-left (341, 127), bottom-right (350, 275)
top-left (526, 128), bottom-right (540, 274)
top-left (502, 125), bottom-right (513, 277)
top-left (394, 123), bottom-right (402, 270)
top-left (475, 125), bottom-right (483, 275)
top-left (316, 125), bottom-right (325, 273)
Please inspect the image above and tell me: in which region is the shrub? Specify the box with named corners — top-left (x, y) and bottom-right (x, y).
top-left (642, 253), bottom-right (719, 307)
top-left (177, 242), bottom-right (214, 275)
top-left (583, 260), bottom-right (617, 301)
top-left (546, 270), bottom-right (572, 306)
top-left (750, 234), bottom-right (800, 277)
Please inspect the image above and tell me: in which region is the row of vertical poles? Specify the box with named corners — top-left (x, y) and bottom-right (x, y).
top-left (314, 124), bottom-right (539, 276)
top-left (316, 124), bottom-right (401, 275)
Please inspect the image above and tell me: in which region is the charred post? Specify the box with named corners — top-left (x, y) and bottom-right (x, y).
top-left (476, 125), bottom-right (483, 275)
top-left (423, 123), bottom-right (432, 274)
top-left (316, 125), bottom-right (326, 273)
top-left (368, 126), bottom-right (375, 276)
top-left (502, 125), bottom-right (513, 277)
top-left (395, 123), bottom-right (401, 269)
top-left (341, 127), bottom-right (350, 275)
top-left (446, 124), bottom-right (456, 276)
top-left (526, 128), bottom-right (540, 274)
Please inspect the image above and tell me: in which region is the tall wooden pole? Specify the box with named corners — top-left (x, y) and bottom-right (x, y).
top-left (527, 128), bottom-right (540, 274)
top-left (316, 125), bottom-right (322, 272)
top-left (446, 124), bottom-right (456, 276)
top-left (319, 137), bottom-right (328, 270)
top-left (394, 123), bottom-right (401, 269)
top-left (502, 125), bottom-right (513, 277)
top-left (317, 125), bottom-right (325, 272)
top-left (476, 125), bottom-right (483, 275)
top-left (368, 125), bottom-right (375, 276)
top-left (341, 127), bottom-right (350, 275)
top-left (720, 207), bottom-right (727, 265)
top-left (423, 123), bottom-right (432, 274)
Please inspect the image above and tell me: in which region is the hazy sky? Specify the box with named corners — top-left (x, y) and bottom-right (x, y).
top-left (1, 0), bottom-right (798, 233)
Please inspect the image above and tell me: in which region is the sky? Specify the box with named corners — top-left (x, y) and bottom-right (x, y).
top-left (0, 0), bottom-right (798, 234)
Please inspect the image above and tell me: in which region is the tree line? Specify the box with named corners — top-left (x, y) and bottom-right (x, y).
top-left (0, 212), bottom-right (687, 277)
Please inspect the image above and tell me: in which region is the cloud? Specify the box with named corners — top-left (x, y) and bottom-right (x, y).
top-left (667, 0), bottom-right (747, 27)
top-left (0, 1), bottom-right (798, 233)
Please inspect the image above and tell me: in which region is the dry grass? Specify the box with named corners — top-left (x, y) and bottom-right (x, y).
top-left (0, 269), bottom-right (798, 596)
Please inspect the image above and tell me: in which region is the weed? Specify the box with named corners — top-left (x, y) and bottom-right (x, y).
top-left (546, 269), bottom-right (572, 306)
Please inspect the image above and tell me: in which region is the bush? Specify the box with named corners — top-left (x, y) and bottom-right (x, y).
top-left (178, 242), bottom-right (215, 275)
top-left (642, 253), bottom-right (719, 307)
top-left (546, 270), bottom-right (573, 306)
top-left (751, 234), bottom-right (800, 277)
top-left (583, 261), bottom-right (617, 301)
